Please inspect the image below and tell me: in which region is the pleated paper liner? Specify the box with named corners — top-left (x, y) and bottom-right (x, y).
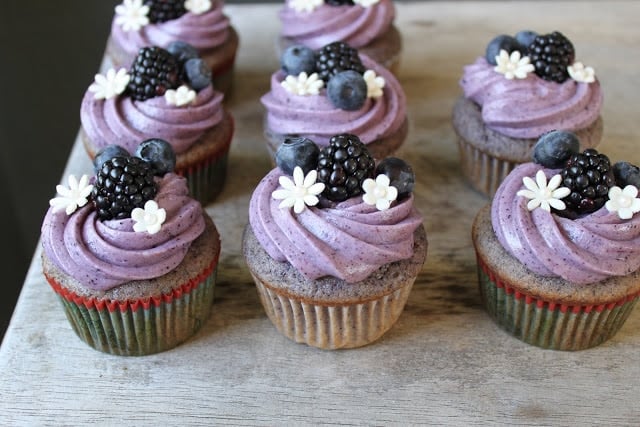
top-left (457, 136), bottom-right (516, 198)
top-left (45, 259), bottom-right (217, 356)
top-left (252, 273), bottom-right (415, 350)
top-left (477, 257), bottom-right (640, 351)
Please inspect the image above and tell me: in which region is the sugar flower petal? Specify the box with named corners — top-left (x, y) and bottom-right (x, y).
top-left (164, 85), bottom-right (196, 106)
top-left (49, 174), bottom-right (94, 215)
top-left (281, 72), bottom-right (324, 96)
top-left (289, 0), bottom-right (323, 13)
top-left (184, 0), bottom-right (212, 14)
top-left (131, 200), bottom-right (166, 234)
top-left (88, 68), bottom-right (130, 100)
top-left (516, 170), bottom-right (569, 212)
top-left (362, 174), bottom-right (398, 211)
top-left (568, 62), bottom-right (596, 84)
top-left (605, 185), bottom-right (640, 219)
top-left (363, 69), bottom-right (385, 98)
top-left (494, 49), bottom-right (535, 80)
top-left (115, 0), bottom-right (150, 32)
top-left (272, 166), bottom-right (325, 214)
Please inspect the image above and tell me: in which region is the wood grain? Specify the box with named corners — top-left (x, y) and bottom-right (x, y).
top-left (2, 2), bottom-right (640, 425)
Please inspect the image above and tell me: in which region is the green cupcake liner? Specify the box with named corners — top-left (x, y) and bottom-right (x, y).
top-left (477, 258), bottom-right (639, 351)
top-left (47, 264), bottom-right (217, 356)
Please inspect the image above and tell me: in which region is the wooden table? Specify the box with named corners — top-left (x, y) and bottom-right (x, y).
top-left (2, 2), bottom-right (639, 425)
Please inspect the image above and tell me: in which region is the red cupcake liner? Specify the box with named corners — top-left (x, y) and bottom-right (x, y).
top-left (477, 257), bottom-right (640, 350)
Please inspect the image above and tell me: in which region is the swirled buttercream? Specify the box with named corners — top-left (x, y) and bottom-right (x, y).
top-left (261, 55), bottom-right (406, 146)
top-left (81, 85), bottom-right (224, 155)
top-left (110, 4), bottom-right (231, 58)
top-left (279, 0), bottom-right (394, 49)
top-left (249, 168), bottom-right (422, 282)
top-left (460, 57), bottom-right (603, 139)
top-left (492, 163), bottom-right (640, 284)
top-left (41, 173), bottom-right (205, 291)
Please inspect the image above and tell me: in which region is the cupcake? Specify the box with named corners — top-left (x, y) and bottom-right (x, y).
top-left (106, 0), bottom-right (239, 94)
top-left (41, 142), bottom-right (220, 356)
top-left (472, 130), bottom-right (640, 350)
top-left (453, 30), bottom-right (604, 196)
top-left (81, 45), bottom-right (234, 205)
top-left (261, 42), bottom-right (408, 161)
top-left (277, 0), bottom-right (401, 73)
top-left (243, 134), bottom-right (427, 349)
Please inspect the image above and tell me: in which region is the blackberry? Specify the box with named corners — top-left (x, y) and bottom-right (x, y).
top-left (144, 0), bottom-right (187, 23)
top-left (92, 156), bottom-right (158, 221)
top-left (126, 47), bottom-right (181, 101)
top-left (315, 42), bottom-right (365, 83)
top-left (325, 0), bottom-right (354, 5)
top-left (528, 31), bottom-right (575, 83)
top-left (559, 149), bottom-right (615, 218)
top-left (316, 134), bottom-right (375, 202)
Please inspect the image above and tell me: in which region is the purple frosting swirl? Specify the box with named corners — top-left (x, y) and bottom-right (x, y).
top-left (492, 163), bottom-right (640, 285)
top-left (261, 55), bottom-right (406, 146)
top-left (81, 85), bottom-right (224, 155)
top-left (249, 168), bottom-right (423, 282)
top-left (460, 57), bottom-right (603, 139)
top-left (279, 0), bottom-right (395, 49)
top-left (110, 4), bottom-right (231, 59)
top-left (41, 173), bottom-right (205, 291)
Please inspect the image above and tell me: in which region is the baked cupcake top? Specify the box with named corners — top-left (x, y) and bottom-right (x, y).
top-left (249, 134), bottom-right (423, 282)
top-left (460, 31), bottom-right (603, 139)
top-left (279, 0), bottom-right (395, 50)
top-left (110, 0), bottom-right (231, 58)
top-left (81, 45), bottom-right (224, 155)
top-left (41, 141), bottom-right (206, 291)
top-left (261, 42), bottom-right (406, 146)
top-left (492, 130), bottom-right (640, 285)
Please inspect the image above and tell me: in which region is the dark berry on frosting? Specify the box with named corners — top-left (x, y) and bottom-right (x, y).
top-left (281, 45), bottom-right (317, 76)
top-left (485, 34), bottom-right (522, 65)
top-left (528, 31), bottom-right (575, 83)
top-left (92, 156), bottom-right (158, 221)
top-left (324, 0), bottom-right (355, 5)
top-left (144, 0), bottom-right (187, 23)
top-left (613, 162), bottom-right (640, 188)
top-left (135, 138), bottom-right (176, 176)
top-left (532, 130), bottom-right (580, 169)
top-left (375, 157), bottom-right (415, 197)
top-left (167, 40), bottom-right (199, 65)
top-left (315, 42), bottom-right (365, 83)
top-left (275, 137), bottom-right (320, 176)
top-left (326, 70), bottom-right (367, 111)
top-left (93, 145), bottom-right (130, 174)
top-left (559, 149), bottom-right (615, 218)
top-left (184, 58), bottom-right (212, 91)
top-left (514, 30), bottom-right (538, 53)
top-left (126, 46), bottom-right (181, 101)
top-left (316, 134), bottom-right (374, 202)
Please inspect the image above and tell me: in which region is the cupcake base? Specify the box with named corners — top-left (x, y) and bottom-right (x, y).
top-left (242, 223), bottom-right (427, 350)
top-left (472, 205), bottom-right (640, 351)
top-left (452, 96), bottom-right (603, 197)
top-left (42, 216), bottom-right (221, 356)
top-left (82, 111), bottom-right (234, 206)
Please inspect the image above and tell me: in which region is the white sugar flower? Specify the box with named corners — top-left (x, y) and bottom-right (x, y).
top-left (49, 174), bottom-right (93, 215)
top-left (281, 72), bottom-right (324, 96)
top-left (363, 69), bottom-right (385, 98)
top-left (494, 49), bottom-right (535, 80)
top-left (131, 200), bottom-right (166, 234)
top-left (185, 0), bottom-right (212, 14)
top-left (272, 167), bottom-right (325, 214)
top-left (164, 85), bottom-right (197, 106)
top-left (362, 174), bottom-right (398, 211)
top-left (568, 62), bottom-right (596, 84)
top-left (353, 0), bottom-right (380, 7)
top-left (115, 0), bottom-right (149, 32)
top-left (605, 185), bottom-right (640, 219)
top-left (289, 0), bottom-right (323, 13)
top-left (88, 68), bottom-right (130, 100)
top-left (517, 170), bottom-right (570, 212)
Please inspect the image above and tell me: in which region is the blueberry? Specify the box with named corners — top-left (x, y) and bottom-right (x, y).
top-left (93, 145), bottom-right (130, 174)
top-left (515, 30), bottom-right (538, 51)
top-left (135, 138), bottom-right (176, 175)
top-left (485, 34), bottom-right (522, 65)
top-left (532, 130), bottom-right (581, 168)
top-left (613, 162), bottom-right (640, 188)
top-left (327, 70), bottom-right (367, 111)
top-left (281, 45), bottom-right (316, 76)
top-left (275, 137), bottom-right (320, 176)
top-left (184, 58), bottom-right (212, 91)
top-left (375, 157), bottom-right (415, 197)
top-left (167, 41), bottom-right (199, 64)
